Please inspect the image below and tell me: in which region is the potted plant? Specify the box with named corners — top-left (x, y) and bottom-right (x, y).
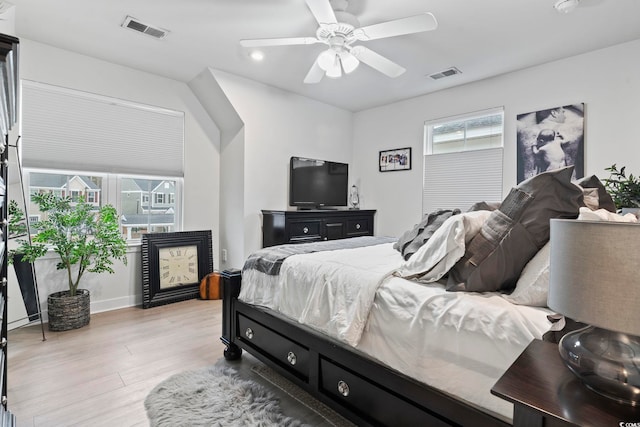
top-left (12, 193), bottom-right (128, 331)
top-left (603, 164), bottom-right (640, 212)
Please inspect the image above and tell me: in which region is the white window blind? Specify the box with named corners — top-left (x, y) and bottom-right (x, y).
top-left (423, 147), bottom-right (503, 213)
top-left (21, 81), bottom-right (184, 176)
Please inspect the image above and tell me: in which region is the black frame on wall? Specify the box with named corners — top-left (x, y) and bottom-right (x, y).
top-left (141, 230), bottom-right (213, 308)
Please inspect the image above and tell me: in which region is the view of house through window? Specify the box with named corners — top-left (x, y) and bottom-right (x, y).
top-left (25, 170), bottom-right (181, 241)
top-left (120, 178), bottom-right (178, 239)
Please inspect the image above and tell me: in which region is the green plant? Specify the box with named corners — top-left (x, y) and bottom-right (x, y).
top-left (11, 193), bottom-right (128, 296)
top-left (603, 164), bottom-right (640, 210)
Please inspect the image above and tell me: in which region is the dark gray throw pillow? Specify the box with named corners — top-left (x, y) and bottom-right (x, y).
top-left (446, 166), bottom-right (582, 293)
top-left (574, 175), bottom-right (617, 212)
top-left (394, 209), bottom-right (461, 261)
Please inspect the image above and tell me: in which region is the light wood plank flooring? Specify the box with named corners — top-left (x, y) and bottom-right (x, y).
top-left (7, 299), bottom-right (226, 426)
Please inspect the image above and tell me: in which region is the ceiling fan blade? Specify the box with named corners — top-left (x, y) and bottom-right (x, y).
top-left (355, 13), bottom-right (438, 41)
top-left (350, 46), bottom-right (405, 78)
top-left (240, 37), bottom-right (320, 48)
top-left (304, 58), bottom-right (325, 84)
top-left (305, 0), bottom-right (338, 26)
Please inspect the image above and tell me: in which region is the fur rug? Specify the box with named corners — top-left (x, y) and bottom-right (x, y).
top-left (144, 364), bottom-right (306, 427)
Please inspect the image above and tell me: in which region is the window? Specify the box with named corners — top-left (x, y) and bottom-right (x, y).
top-left (25, 170), bottom-right (182, 242)
top-left (423, 108), bottom-right (504, 213)
top-left (19, 81), bottom-right (186, 242)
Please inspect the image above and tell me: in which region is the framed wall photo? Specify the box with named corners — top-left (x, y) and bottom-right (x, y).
top-left (141, 230), bottom-right (213, 308)
top-left (516, 103), bottom-right (585, 183)
top-left (379, 147), bottom-right (412, 172)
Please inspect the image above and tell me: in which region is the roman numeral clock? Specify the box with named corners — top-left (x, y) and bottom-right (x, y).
top-left (141, 230), bottom-right (213, 308)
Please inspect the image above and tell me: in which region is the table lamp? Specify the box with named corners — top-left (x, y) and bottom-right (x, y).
top-left (548, 219), bottom-right (640, 405)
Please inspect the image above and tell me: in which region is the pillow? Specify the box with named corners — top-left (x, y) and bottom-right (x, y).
top-left (577, 206), bottom-right (638, 222)
top-left (395, 210), bottom-right (491, 282)
top-left (504, 206), bottom-right (638, 307)
top-left (580, 187), bottom-right (599, 211)
top-left (393, 209), bottom-right (461, 261)
top-left (446, 166), bottom-right (582, 293)
top-left (502, 242), bottom-right (550, 307)
top-left (573, 175), bottom-right (616, 212)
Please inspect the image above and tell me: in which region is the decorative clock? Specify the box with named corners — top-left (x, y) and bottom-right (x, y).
top-left (141, 230), bottom-right (213, 308)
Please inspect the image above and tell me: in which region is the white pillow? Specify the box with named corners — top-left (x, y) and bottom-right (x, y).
top-left (395, 210), bottom-right (491, 282)
top-left (503, 242), bottom-right (550, 307)
top-left (577, 207), bottom-right (638, 222)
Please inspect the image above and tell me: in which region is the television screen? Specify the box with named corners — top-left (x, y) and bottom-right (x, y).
top-left (289, 157), bottom-right (348, 209)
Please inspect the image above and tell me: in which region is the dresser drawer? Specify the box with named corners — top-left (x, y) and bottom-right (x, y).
top-left (288, 219), bottom-right (323, 243)
top-left (238, 314), bottom-right (309, 378)
top-left (320, 358), bottom-right (450, 427)
top-left (346, 217), bottom-right (372, 236)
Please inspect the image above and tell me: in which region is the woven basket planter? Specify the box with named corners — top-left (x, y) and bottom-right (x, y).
top-left (47, 289), bottom-right (90, 331)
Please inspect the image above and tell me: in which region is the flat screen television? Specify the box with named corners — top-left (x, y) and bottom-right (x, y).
top-left (289, 156), bottom-right (348, 209)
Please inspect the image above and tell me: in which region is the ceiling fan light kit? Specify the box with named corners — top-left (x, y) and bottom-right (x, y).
top-left (240, 0), bottom-right (438, 84)
top-left (554, 0), bottom-right (580, 14)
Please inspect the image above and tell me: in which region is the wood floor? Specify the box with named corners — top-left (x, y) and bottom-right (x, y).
top-left (7, 299), bottom-right (227, 427)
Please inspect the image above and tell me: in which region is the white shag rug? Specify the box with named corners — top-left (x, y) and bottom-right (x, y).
top-left (144, 364), bottom-right (307, 427)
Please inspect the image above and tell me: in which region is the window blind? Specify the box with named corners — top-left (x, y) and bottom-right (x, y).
top-left (423, 147), bottom-right (503, 213)
top-left (21, 81), bottom-right (184, 176)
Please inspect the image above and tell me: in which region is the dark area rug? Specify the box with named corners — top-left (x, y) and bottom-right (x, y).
top-left (144, 356), bottom-right (355, 427)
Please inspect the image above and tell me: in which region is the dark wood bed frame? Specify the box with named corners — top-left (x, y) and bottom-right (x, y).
top-left (220, 269), bottom-right (511, 427)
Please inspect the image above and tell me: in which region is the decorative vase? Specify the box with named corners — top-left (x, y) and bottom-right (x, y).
top-left (47, 289), bottom-right (90, 331)
top-left (349, 185), bottom-right (360, 209)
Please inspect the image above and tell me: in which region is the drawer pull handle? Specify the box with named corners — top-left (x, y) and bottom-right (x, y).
top-left (287, 351), bottom-right (297, 366)
top-left (245, 327), bottom-right (254, 340)
top-left (303, 227), bottom-right (309, 234)
top-left (355, 223), bottom-right (361, 230)
top-left (337, 380), bottom-right (350, 397)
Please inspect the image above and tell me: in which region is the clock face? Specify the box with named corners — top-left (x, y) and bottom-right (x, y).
top-left (158, 245), bottom-right (199, 289)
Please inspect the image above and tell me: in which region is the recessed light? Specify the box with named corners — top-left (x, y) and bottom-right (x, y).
top-left (249, 50), bottom-right (265, 62)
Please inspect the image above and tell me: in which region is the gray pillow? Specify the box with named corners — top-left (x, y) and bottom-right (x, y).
top-left (574, 174), bottom-right (616, 212)
top-left (394, 209), bottom-right (460, 261)
top-left (446, 166), bottom-right (582, 292)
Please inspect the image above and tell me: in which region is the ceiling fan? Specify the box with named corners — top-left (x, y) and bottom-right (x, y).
top-left (239, 0), bottom-right (438, 84)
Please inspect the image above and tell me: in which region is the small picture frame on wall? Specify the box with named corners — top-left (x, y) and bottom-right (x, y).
top-left (379, 147), bottom-right (411, 172)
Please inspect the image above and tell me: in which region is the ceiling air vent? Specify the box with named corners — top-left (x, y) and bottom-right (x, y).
top-left (429, 67), bottom-right (462, 80)
top-left (122, 16), bottom-right (168, 40)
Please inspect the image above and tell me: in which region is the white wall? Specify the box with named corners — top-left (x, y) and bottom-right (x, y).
top-left (353, 39), bottom-right (640, 238)
top-left (8, 39), bottom-right (221, 326)
top-left (211, 70), bottom-right (354, 265)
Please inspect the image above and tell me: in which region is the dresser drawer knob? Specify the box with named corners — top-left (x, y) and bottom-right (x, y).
top-left (287, 351), bottom-right (297, 366)
top-left (245, 327), bottom-right (254, 340)
top-left (337, 380), bottom-right (350, 397)
top-left (355, 223), bottom-right (361, 230)
top-left (302, 226), bottom-right (309, 234)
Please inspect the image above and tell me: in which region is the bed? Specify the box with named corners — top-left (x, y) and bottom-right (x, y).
top-left (219, 167), bottom-right (623, 426)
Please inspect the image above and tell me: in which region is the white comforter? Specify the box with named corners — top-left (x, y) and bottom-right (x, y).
top-left (240, 242), bottom-right (402, 346)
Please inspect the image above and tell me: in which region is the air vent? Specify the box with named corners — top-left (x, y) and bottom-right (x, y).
top-left (122, 16), bottom-right (169, 40)
top-left (429, 67), bottom-right (462, 80)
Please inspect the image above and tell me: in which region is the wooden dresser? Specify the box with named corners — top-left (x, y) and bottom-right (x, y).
top-left (261, 209), bottom-right (375, 247)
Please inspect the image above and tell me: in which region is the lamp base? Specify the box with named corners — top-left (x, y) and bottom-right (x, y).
top-left (559, 326), bottom-right (640, 406)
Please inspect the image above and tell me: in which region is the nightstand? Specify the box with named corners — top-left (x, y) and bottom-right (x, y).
top-left (491, 339), bottom-right (640, 427)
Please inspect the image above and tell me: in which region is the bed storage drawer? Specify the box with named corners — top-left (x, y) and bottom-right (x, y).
top-left (320, 358), bottom-right (451, 427)
top-left (238, 314), bottom-right (309, 378)
top-left (345, 217), bottom-right (372, 237)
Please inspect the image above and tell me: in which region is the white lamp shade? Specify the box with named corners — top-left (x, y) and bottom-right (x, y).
top-left (339, 51), bottom-right (359, 74)
top-left (548, 219), bottom-right (640, 336)
top-left (317, 50), bottom-right (337, 71)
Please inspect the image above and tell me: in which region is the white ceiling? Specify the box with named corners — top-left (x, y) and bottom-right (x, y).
top-left (8, 0), bottom-right (640, 112)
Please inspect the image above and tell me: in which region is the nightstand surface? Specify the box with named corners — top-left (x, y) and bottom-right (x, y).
top-left (492, 339), bottom-right (640, 427)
